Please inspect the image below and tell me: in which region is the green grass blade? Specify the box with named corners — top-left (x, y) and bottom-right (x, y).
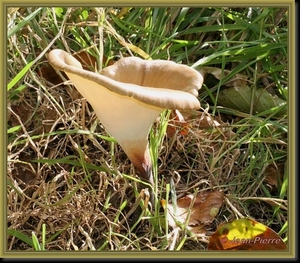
top-left (31, 232), bottom-right (41, 250)
top-left (7, 61), bottom-right (34, 91)
top-left (8, 7), bottom-right (43, 38)
top-left (7, 229), bottom-right (34, 247)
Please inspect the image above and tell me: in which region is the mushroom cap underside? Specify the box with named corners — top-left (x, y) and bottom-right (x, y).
top-left (48, 49), bottom-right (203, 110)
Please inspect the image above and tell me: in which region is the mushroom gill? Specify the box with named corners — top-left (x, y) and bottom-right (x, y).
top-left (48, 49), bottom-right (203, 199)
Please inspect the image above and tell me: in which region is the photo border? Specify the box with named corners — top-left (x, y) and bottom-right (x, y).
top-left (1, 0), bottom-right (296, 259)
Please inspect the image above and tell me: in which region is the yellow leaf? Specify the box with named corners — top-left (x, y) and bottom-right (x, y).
top-left (208, 218), bottom-right (287, 250)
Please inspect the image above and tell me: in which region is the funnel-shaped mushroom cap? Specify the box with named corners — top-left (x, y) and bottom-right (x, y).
top-left (48, 49), bottom-right (203, 184)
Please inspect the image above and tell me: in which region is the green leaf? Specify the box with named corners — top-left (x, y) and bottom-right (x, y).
top-left (54, 7), bottom-right (65, 18)
top-left (8, 7), bottom-right (43, 38)
top-left (7, 61), bottom-right (34, 91)
top-left (31, 232), bottom-right (41, 250)
top-left (217, 86), bottom-right (287, 117)
top-left (7, 229), bottom-right (34, 247)
top-left (8, 84), bottom-right (27, 100)
top-left (7, 125), bottom-right (21, 134)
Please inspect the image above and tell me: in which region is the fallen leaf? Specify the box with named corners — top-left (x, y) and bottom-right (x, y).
top-left (217, 86), bottom-right (287, 117)
top-left (264, 163), bottom-right (285, 193)
top-left (167, 109), bottom-right (235, 144)
top-left (190, 191), bottom-right (224, 225)
top-left (166, 109), bottom-right (190, 137)
top-left (198, 66), bottom-right (287, 118)
top-left (208, 218), bottom-right (287, 250)
top-left (38, 63), bottom-right (65, 85)
top-left (164, 191), bottom-right (224, 236)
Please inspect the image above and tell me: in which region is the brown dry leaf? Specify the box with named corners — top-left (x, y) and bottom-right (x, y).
top-left (183, 109), bottom-right (235, 138)
top-left (165, 191), bottom-right (224, 236)
top-left (191, 191), bottom-right (224, 225)
top-left (264, 163), bottom-right (285, 193)
top-left (166, 109), bottom-right (190, 137)
top-left (167, 109), bottom-right (235, 141)
top-left (38, 63), bottom-right (65, 85)
top-left (181, 109), bottom-right (222, 129)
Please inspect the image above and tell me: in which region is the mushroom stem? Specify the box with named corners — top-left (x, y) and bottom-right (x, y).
top-left (121, 140), bottom-right (153, 184)
top-left (120, 137), bottom-right (155, 204)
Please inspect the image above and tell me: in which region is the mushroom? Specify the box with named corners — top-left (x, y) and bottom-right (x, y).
top-left (48, 49), bottom-right (203, 202)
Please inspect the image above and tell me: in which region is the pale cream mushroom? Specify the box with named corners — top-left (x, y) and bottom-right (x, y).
top-left (48, 49), bottom-right (203, 200)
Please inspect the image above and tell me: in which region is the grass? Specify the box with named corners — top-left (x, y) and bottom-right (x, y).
top-left (6, 7), bottom-right (288, 251)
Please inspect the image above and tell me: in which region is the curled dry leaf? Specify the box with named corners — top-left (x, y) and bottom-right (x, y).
top-left (264, 162), bottom-right (285, 193)
top-left (166, 108), bottom-right (235, 141)
top-left (166, 109), bottom-right (190, 137)
top-left (208, 218), bottom-right (287, 250)
top-left (164, 191), bottom-right (224, 236)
